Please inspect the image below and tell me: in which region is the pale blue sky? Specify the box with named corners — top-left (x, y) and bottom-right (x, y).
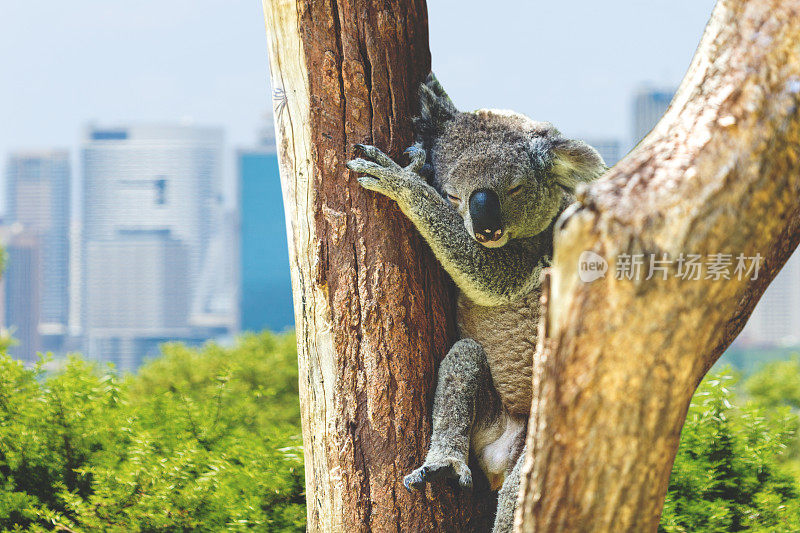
top-left (0, 0), bottom-right (716, 206)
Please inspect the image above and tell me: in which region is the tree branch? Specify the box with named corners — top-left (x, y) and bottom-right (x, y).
top-left (516, 0), bottom-right (800, 530)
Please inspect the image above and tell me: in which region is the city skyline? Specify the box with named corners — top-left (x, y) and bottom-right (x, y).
top-left (0, 1), bottom-right (716, 212)
top-left (0, 117), bottom-right (291, 368)
top-left (1, 79), bottom-right (797, 368)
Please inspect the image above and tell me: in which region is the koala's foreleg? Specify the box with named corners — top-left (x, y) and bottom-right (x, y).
top-left (347, 145), bottom-right (546, 306)
top-left (492, 446), bottom-right (526, 533)
top-left (403, 338), bottom-right (490, 491)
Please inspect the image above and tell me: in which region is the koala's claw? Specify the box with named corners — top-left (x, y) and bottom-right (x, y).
top-left (354, 144), bottom-right (400, 169)
top-left (347, 158), bottom-right (380, 174)
top-left (348, 144), bottom-right (428, 200)
top-left (403, 458), bottom-right (473, 492)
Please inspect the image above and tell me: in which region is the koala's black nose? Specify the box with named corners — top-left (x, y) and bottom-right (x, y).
top-left (469, 189), bottom-right (504, 243)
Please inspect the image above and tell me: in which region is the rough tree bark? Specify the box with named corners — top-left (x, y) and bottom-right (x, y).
top-left (262, 1), bottom-right (493, 531)
top-left (515, 0), bottom-right (800, 531)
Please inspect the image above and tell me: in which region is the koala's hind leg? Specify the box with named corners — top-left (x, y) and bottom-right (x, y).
top-left (403, 338), bottom-right (490, 491)
top-left (492, 445), bottom-right (526, 533)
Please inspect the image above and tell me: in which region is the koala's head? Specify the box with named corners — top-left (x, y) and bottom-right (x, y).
top-left (415, 82), bottom-right (606, 248)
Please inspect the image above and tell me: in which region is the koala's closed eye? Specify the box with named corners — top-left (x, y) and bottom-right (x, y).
top-left (447, 192), bottom-right (461, 204)
top-left (507, 184), bottom-right (523, 196)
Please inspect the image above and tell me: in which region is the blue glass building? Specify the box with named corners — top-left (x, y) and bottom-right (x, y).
top-left (238, 148), bottom-right (294, 332)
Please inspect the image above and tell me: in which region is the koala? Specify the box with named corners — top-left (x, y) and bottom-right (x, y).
top-left (347, 74), bottom-right (605, 532)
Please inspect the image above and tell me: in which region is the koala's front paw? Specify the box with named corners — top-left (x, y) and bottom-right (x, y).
top-left (346, 144), bottom-right (426, 200)
top-left (403, 457), bottom-right (473, 492)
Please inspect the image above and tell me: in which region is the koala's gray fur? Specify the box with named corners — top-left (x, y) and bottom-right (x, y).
top-left (347, 74), bottom-right (605, 533)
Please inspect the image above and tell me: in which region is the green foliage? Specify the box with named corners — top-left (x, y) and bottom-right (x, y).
top-left (743, 356), bottom-right (800, 476)
top-left (5, 329), bottom-right (800, 532)
top-left (0, 332), bottom-right (304, 532)
top-left (661, 372), bottom-right (800, 532)
top-left (745, 356), bottom-right (800, 411)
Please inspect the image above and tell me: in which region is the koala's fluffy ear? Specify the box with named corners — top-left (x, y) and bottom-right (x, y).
top-left (549, 138), bottom-right (607, 191)
top-left (414, 72), bottom-right (458, 149)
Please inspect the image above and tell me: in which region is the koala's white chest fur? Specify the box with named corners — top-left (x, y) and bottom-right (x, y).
top-left (457, 287), bottom-right (542, 417)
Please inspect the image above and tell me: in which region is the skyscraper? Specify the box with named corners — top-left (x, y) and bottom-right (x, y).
top-left (0, 225), bottom-right (41, 363)
top-left (4, 150), bottom-right (71, 353)
top-left (582, 138), bottom-right (622, 168)
top-left (631, 88), bottom-right (675, 146)
top-left (238, 125), bottom-right (293, 333)
top-left (81, 124), bottom-right (225, 368)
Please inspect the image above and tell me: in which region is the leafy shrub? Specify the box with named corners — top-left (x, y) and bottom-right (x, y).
top-left (5, 331), bottom-right (800, 532)
top-left (0, 332), bottom-right (304, 532)
top-left (745, 356), bottom-right (800, 411)
top-left (661, 372), bottom-right (800, 532)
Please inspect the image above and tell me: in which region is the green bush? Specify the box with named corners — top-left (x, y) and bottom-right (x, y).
top-left (0, 332), bottom-right (304, 532)
top-left (745, 356), bottom-right (800, 411)
top-left (5, 331), bottom-right (800, 532)
top-left (661, 372), bottom-right (800, 532)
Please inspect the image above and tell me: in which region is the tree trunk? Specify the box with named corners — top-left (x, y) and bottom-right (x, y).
top-left (262, 1), bottom-right (493, 530)
top-left (515, 0), bottom-right (800, 531)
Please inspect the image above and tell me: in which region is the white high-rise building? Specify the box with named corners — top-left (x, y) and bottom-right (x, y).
top-left (81, 124), bottom-right (225, 368)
